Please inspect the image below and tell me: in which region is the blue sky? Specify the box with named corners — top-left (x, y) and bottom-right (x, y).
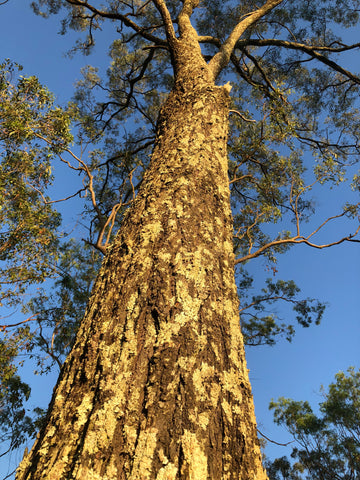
top-left (0, 1), bottom-right (359, 477)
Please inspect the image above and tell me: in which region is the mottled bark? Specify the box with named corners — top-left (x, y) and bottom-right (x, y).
top-left (16, 43), bottom-right (267, 480)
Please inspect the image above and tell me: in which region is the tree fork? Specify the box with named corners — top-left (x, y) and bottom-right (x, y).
top-left (16, 62), bottom-right (267, 479)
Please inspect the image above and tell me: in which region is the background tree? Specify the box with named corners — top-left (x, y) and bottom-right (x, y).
top-left (0, 0), bottom-right (359, 478)
top-left (266, 367), bottom-right (360, 480)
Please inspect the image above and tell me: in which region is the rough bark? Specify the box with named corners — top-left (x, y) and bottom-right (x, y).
top-left (16, 42), bottom-right (267, 480)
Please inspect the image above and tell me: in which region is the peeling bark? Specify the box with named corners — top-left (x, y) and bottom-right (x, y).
top-left (16, 44), bottom-right (267, 480)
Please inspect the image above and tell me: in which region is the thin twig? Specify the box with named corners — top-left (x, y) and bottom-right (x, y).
top-left (0, 314), bottom-right (40, 331)
top-left (257, 428), bottom-right (294, 447)
top-left (229, 109), bottom-right (256, 123)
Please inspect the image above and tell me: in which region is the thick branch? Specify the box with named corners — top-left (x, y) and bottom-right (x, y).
top-left (201, 34), bottom-right (360, 85)
top-left (239, 38), bottom-right (360, 54)
top-left (177, 0), bottom-right (199, 40)
top-left (151, 0), bottom-right (177, 47)
top-left (208, 0), bottom-right (284, 79)
top-left (236, 38), bottom-right (360, 84)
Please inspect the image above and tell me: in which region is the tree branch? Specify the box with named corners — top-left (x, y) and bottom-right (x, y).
top-left (238, 38), bottom-right (360, 54)
top-left (177, 0), bottom-right (199, 40)
top-left (236, 38), bottom-right (360, 84)
top-left (201, 33), bottom-right (360, 85)
top-left (26, 182), bottom-right (87, 205)
top-left (208, 0), bottom-right (284, 79)
top-left (235, 228), bottom-right (360, 265)
top-left (65, 0), bottom-right (167, 46)
top-left (151, 0), bottom-right (177, 47)
top-left (0, 314), bottom-right (39, 332)
top-left (239, 295), bottom-right (298, 313)
top-left (37, 320), bottom-right (62, 370)
top-left (257, 428), bottom-right (294, 447)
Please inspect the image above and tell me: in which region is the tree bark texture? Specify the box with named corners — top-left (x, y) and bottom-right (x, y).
top-left (16, 46), bottom-right (267, 480)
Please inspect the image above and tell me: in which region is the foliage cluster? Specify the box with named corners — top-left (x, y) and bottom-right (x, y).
top-left (0, 59), bottom-right (65, 309)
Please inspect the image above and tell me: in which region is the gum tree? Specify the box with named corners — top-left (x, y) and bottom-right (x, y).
top-left (17, 1), bottom-right (280, 477)
top-left (0, 0), bottom-right (358, 479)
top-left (267, 367), bottom-right (360, 480)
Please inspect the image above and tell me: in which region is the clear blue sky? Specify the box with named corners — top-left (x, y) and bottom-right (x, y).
top-left (0, 2), bottom-right (359, 477)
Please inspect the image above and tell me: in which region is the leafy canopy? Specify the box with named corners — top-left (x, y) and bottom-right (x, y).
top-left (0, 59), bottom-right (68, 309)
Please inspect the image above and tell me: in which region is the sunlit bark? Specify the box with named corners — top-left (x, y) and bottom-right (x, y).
top-left (16, 37), bottom-right (267, 480)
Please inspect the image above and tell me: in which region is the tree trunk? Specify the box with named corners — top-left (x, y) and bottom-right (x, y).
top-left (16, 44), bottom-right (267, 480)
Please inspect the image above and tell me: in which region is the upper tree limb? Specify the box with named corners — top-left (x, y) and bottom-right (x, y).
top-left (208, 0), bottom-right (284, 80)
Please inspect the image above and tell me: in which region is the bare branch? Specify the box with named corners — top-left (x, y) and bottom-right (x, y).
top-left (94, 48), bottom-right (157, 133)
top-left (198, 35), bottom-right (220, 46)
top-left (93, 169), bottom-right (137, 253)
top-left (235, 224), bottom-right (360, 265)
top-left (0, 467), bottom-right (17, 480)
top-left (241, 48), bottom-right (280, 96)
top-left (37, 320), bottom-right (62, 370)
top-left (26, 182), bottom-right (87, 205)
top-left (151, 0), bottom-right (177, 46)
top-left (238, 38), bottom-right (360, 55)
top-left (229, 109), bottom-right (256, 123)
top-left (0, 314), bottom-right (40, 331)
top-left (257, 428), bottom-right (294, 447)
top-left (299, 230), bottom-right (360, 249)
top-left (177, 0), bottom-right (199, 41)
top-left (239, 295), bottom-right (298, 313)
top-left (83, 237), bottom-right (107, 255)
top-left (230, 52), bottom-right (274, 94)
top-left (208, 0), bottom-right (284, 79)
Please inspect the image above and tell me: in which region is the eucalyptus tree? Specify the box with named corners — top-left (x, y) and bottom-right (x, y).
top-left (0, 0), bottom-right (360, 478)
top-left (267, 367), bottom-right (360, 480)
